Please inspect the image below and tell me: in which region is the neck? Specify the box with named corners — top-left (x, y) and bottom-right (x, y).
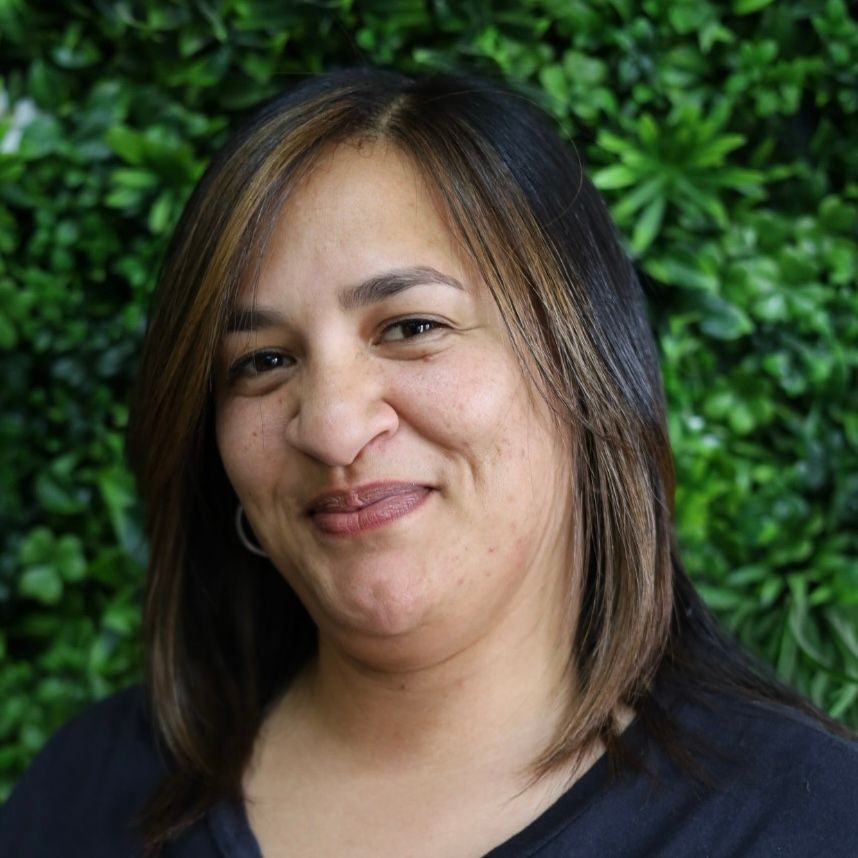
top-left (270, 575), bottom-right (575, 781)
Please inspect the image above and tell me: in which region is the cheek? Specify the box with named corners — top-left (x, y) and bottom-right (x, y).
top-left (412, 342), bottom-right (514, 418)
top-left (214, 399), bottom-right (284, 500)
top-left (394, 347), bottom-right (553, 500)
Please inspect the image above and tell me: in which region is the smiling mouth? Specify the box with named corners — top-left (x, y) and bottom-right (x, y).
top-left (308, 483), bottom-right (433, 536)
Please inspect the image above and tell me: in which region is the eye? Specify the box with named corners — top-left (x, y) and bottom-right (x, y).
top-left (228, 349), bottom-right (294, 381)
top-left (379, 318), bottom-right (446, 342)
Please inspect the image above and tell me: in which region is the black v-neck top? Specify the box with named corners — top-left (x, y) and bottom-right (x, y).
top-left (2, 681), bottom-right (857, 856)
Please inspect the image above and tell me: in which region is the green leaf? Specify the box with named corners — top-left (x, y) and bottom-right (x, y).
top-left (699, 295), bottom-right (754, 340)
top-left (55, 535), bottom-right (86, 583)
top-left (732, 0), bottom-right (776, 14)
top-left (18, 566), bottom-right (63, 605)
top-left (697, 584), bottom-right (745, 611)
top-left (18, 528), bottom-right (55, 566)
top-left (97, 466), bottom-right (146, 562)
top-left (631, 195), bottom-right (665, 253)
top-left (111, 168), bottom-right (159, 190)
top-left (538, 63), bottom-right (567, 107)
top-left (692, 134), bottom-right (746, 167)
top-left (34, 471), bottom-right (87, 515)
top-left (147, 191), bottom-right (174, 234)
top-left (612, 176), bottom-right (664, 221)
top-left (591, 164), bottom-right (638, 190)
top-left (104, 125), bottom-right (145, 165)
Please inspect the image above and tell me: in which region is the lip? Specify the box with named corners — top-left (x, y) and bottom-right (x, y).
top-left (307, 482), bottom-right (433, 536)
top-left (307, 482), bottom-right (429, 513)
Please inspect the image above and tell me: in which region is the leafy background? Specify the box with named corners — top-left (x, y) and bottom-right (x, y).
top-left (1, 0), bottom-right (856, 797)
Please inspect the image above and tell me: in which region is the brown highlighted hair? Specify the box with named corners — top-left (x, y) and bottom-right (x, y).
top-left (126, 67), bottom-right (851, 851)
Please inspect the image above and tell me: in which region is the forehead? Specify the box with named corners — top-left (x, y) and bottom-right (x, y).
top-left (290, 139), bottom-right (435, 223)
top-left (282, 141), bottom-right (453, 246)
top-left (247, 141), bottom-right (471, 304)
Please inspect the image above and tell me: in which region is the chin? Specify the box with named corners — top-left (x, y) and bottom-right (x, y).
top-left (337, 580), bottom-right (432, 639)
top-left (304, 554), bottom-right (432, 636)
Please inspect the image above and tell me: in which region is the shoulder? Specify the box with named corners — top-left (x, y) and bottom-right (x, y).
top-left (16, 684), bottom-right (154, 765)
top-left (491, 688), bottom-right (858, 858)
top-left (677, 688), bottom-right (858, 788)
top-left (6, 684), bottom-right (162, 789)
top-left (638, 688), bottom-right (858, 857)
top-left (0, 685), bottom-right (169, 857)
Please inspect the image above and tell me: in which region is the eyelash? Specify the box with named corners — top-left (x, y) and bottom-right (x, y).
top-left (226, 317), bottom-right (446, 381)
top-left (381, 317), bottom-right (444, 341)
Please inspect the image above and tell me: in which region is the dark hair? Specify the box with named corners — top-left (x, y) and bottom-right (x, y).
top-left (126, 66), bottom-right (853, 851)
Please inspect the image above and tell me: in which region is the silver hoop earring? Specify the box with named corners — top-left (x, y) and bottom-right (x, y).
top-left (235, 504), bottom-right (268, 557)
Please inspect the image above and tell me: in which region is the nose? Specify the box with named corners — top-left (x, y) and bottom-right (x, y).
top-left (284, 355), bottom-right (399, 467)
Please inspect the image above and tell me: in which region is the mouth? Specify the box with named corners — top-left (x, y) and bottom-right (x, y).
top-left (307, 482), bottom-right (434, 536)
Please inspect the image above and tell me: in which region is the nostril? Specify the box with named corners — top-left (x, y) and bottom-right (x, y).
top-left (286, 389), bottom-right (399, 469)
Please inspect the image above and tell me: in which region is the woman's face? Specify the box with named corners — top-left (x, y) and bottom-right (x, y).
top-left (216, 141), bottom-right (574, 667)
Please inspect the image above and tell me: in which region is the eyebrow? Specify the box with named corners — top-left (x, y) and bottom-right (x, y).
top-left (226, 265), bottom-right (465, 333)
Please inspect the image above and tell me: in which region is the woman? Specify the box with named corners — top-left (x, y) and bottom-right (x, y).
top-left (1, 67), bottom-right (856, 857)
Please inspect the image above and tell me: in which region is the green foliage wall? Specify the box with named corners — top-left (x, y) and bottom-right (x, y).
top-left (1, 0), bottom-right (856, 797)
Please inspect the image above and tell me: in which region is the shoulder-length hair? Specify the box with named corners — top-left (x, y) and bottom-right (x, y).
top-left (126, 67), bottom-right (851, 851)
